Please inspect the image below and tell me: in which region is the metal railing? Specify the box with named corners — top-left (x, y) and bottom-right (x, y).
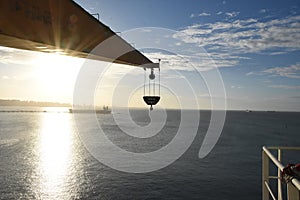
top-left (262, 146), bottom-right (300, 200)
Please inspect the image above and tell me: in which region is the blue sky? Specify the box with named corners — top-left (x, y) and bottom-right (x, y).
top-left (74, 0), bottom-right (300, 111)
top-left (0, 0), bottom-right (300, 111)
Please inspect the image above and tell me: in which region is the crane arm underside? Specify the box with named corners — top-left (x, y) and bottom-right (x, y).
top-left (0, 0), bottom-right (153, 67)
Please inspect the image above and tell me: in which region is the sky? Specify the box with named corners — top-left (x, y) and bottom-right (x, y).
top-left (0, 0), bottom-right (300, 111)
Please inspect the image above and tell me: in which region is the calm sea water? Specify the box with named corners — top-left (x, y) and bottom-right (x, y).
top-left (0, 107), bottom-right (299, 200)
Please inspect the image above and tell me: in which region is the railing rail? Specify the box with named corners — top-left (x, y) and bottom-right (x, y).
top-left (262, 146), bottom-right (300, 200)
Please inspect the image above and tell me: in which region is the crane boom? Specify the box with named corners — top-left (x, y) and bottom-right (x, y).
top-left (0, 0), bottom-right (153, 66)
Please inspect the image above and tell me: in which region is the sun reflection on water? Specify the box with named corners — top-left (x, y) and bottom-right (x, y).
top-left (37, 113), bottom-right (74, 199)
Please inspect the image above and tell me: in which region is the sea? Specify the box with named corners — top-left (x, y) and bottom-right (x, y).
top-left (0, 107), bottom-right (299, 200)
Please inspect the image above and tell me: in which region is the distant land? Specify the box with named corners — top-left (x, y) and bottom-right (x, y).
top-left (0, 99), bottom-right (71, 107)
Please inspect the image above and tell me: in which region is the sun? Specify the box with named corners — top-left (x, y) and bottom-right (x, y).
top-left (32, 52), bottom-right (83, 102)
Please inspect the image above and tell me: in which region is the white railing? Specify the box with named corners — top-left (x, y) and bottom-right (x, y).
top-left (262, 146), bottom-right (300, 200)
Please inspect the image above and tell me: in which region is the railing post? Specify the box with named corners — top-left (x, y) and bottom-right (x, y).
top-left (287, 182), bottom-right (300, 200)
top-left (278, 148), bottom-right (283, 200)
top-left (263, 147), bottom-right (270, 200)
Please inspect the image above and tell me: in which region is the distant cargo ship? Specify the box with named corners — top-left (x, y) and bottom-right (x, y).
top-left (69, 106), bottom-right (111, 114)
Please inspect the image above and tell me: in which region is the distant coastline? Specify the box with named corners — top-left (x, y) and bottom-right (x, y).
top-left (0, 99), bottom-right (71, 107)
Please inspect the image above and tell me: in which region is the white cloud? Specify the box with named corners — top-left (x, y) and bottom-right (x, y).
top-left (173, 14), bottom-right (300, 66)
top-left (0, 47), bottom-right (37, 65)
top-left (225, 11), bottom-right (240, 18)
top-left (269, 85), bottom-right (300, 89)
top-left (259, 9), bottom-right (267, 14)
top-left (1, 75), bottom-right (18, 80)
top-left (268, 51), bottom-right (288, 55)
top-left (198, 12), bottom-right (211, 17)
top-left (263, 63), bottom-right (300, 79)
top-left (171, 14), bottom-right (300, 71)
top-left (247, 63), bottom-right (300, 79)
top-left (246, 72), bottom-right (255, 76)
top-left (190, 12), bottom-right (211, 18)
top-left (231, 85), bottom-right (243, 89)
top-left (216, 11), bottom-right (223, 15)
top-left (144, 51), bottom-right (225, 72)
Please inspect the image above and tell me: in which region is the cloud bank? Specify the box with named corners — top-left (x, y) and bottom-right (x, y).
top-left (174, 15), bottom-right (300, 67)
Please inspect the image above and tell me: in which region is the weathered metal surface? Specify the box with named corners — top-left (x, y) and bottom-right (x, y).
top-left (0, 0), bottom-right (152, 66)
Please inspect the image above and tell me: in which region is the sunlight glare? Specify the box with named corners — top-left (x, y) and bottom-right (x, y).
top-left (33, 53), bottom-right (82, 102)
top-left (38, 113), bottom-right (74, 198)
